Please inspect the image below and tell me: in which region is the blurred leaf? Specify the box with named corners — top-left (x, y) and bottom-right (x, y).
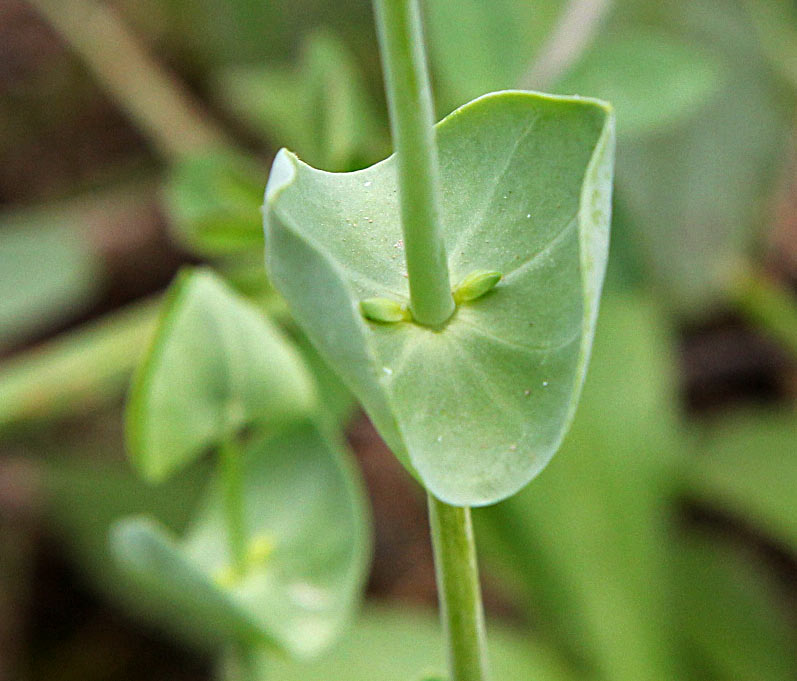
top-left (0, 216), bottom-right (103, 350)
top-left (688, 410), bottom-right (797, 553)
top-left (165, 150), bottom-right (265, 257)
top-left (744, 0), bottom-right (797, 93)
top-left (725, 264), bottom-right (797, 358)
top-left (0, 298), bottom-right (158, 434)
top-left (424, 0), bottom-right (564, 111)
top-left (114, 422), bottom-right (371, 658)
top-left (214, 29), bottom-right (387, 170)
top-left (477, 292), bottom-right (683, 680)
top-left (675, 530), bottom-right (797, 681)
top-left (265, 91), bottom-right (614, 506)
top-left (41, 454), bottom-right (214, 647)
top-left (556, 30), bottom-right (726, 138)
top-left (265, 606), bottom-right (576, 681)
top-left (613, 0), bottom-right (792, 314)
top-left (126, 268), bottom-right (316, 482)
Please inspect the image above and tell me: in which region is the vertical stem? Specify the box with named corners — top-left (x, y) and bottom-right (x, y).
top-left (219, 437), bottom-right (247, 575)
top-left (428, 494), bottom-right (490, 681)
top-left (373, 0), bottom-right (455, 327)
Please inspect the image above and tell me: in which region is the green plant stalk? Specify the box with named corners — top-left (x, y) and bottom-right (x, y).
top-left (372, 0), bottom-right (455, 326)
top-left (26, 0), bottom-right (229, 160)
top-left (428, 494), bottom-right (490, 681)
top-left (219, 437), bottom-right (248, 576)
top-left (0, 297), bottom-right (159, 434)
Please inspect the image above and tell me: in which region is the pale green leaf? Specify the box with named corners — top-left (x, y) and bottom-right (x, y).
top-left (555, 30), bottom-right (726, 138)
top-left (113, 423), bottom-right (371, 658)
top-left (265, 91), bottom-right (614, 506)
top-left (213, 29), bottom-right (387, 171)
top-left (126, 268), bottom-right (316, 481)
top-left (613, 0), bottom-right (791, 314)
top-left (164, 150), bottom-right (265, 257)
top-left (0, 216), bottom-right (103, 349)
top-left (265, 606), bottom-right (576, 681)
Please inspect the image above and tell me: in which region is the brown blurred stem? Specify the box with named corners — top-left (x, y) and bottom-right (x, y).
top-left (26, 0), bottom-right (231, 160)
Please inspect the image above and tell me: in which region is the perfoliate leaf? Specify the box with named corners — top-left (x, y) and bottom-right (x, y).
top-left (164, 150), bottom-right (265, 257)
top-left (112, 423), bottom-right (371, 658)
top-left (265, 91), bottom-right (614, 506)
top-left (126, 268), bottom-right (316, 482)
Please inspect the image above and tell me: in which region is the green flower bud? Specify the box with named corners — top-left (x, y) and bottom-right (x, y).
top-left (453, 270), bottom-right (503, 304)
top-left (360, 297), bottom-right (412, 323)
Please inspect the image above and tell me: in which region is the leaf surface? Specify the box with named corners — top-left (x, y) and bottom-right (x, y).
top-left (265, 91), bottom-right (614, 505)
top-left (126, 268), bottom-right (316, 481)
top-left (476, 292), bottom-right (683, 679)
top-left (113, 423), bottom-right (371, 657)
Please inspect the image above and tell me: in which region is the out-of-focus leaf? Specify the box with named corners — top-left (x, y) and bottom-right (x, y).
top-left (743, 0), bottom-right (797, 93)
top-left (126, 268), bottom-right (316, 482)
top-left (688, 410), bottom-right (797, 553)
top-left (265, 607), bottom-right (577, 681)
top-left (114, 422), bottom-right (371, 658)
top-left (556, 30), bottom-right (726, 138)
top-left (675, 531), bottom-right (796, 681)
top-left (164, 150), bottom-right (265, 257)
top-left (0, 299), bottom-right (158, 434)
top-left (614, 0), bottom-right (791, 314)
top-left (265, 91), bottom-right (614, 506)
top-left (213, 30), bottom-right (386, 171)
top-left (41, 454), bottom-right (214, 647)
top-left (0, 216), bottom-right (103, 349)
top-left (424, 0), bottom-right (564, 111)
top-left (477, 292), bottom-right (683, 680)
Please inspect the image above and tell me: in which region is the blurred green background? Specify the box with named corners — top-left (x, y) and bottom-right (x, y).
top-left (0, 0), bottom-right (795, 679)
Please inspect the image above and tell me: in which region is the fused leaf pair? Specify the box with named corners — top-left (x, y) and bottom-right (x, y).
top-left (117, 269), bottom-right (370, 657)
top-left (113, 424), bottom-right (369, 657)
top-left (265, 90), bottom-right (615, 506)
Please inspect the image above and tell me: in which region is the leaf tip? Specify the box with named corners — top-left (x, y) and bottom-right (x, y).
top-left (264, 148), bottom-right (298, 205)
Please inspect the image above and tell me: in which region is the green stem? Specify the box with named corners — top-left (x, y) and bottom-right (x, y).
top-left (0, 297), bottom-right (160, 435)
top-left (373, 0), bottom-right (455, 327)
top-left (428, 494), bottom-right (490, 681)
top-left (219, 436), bottom-right (247, 576)
top-left (27, 0), bottom-right (230, 160)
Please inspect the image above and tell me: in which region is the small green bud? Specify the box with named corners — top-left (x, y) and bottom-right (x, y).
top-left (360, 297), bottom-right (411, 323)
top-left (453, 270), bottom-right (502, 304)
top-left (247, 534), bottom-right (276, 567)
top-left (213, 564), bottom-right (241, 588)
